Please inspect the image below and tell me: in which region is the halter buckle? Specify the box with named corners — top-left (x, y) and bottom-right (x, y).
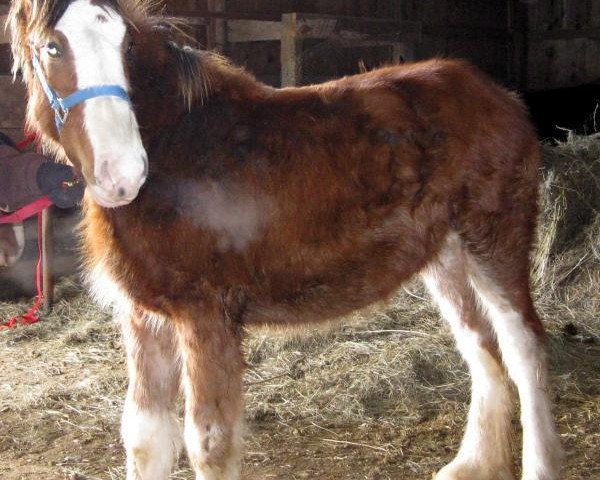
top-left (55, 100), bottom-right (69, 126)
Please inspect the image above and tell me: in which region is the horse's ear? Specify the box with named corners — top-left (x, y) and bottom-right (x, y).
top-left (8, 0), bottom-right (33, 81)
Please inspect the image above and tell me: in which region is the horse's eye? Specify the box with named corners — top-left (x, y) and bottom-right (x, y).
top-left (46, 41), bottom-right (63, 58)
top-left (126, 40), bottom-right (135, 57)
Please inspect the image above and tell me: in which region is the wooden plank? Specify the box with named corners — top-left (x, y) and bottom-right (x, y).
top-left (281, 13), bottom-right (301, 87)
top-left (228, 20), bottom-right (282, 42)
top-left (228, 16), bottom-right (421, 44)
top-left (171, 16), bottom-right (211, 26)
top-left (446, 0), bottom-right (508, 29)
top-left (526, 37), bottom-right (592, 90)
top-left (562, 0), bottom-right (590, 29)
top-left (295, 14), bottom-right (421, 42)
top-left (584, 36), bottom-right (600, 80)
top-left (42, 208), bottom-right (54, 310)
top-left (528, 27), bottom-right (600, 40)
top-left (413, 0), bottom-right (448, 26)
top-left (592, 0), bottom-right (600, 27)
top-left (528, 0), bottom-right (563, 31)
top-left (0, 76), bottom-right (26, 130)
top-left (1, 15), bottom-right (9, 44)
top-left (0, 44), bottom-right (11, 75)
top-left (207, 0), bottom-right (226, 52)
top-left (329, 39), bottom-right (416, 49)
top-left (423, 25), bottom-right (510, 40)
top-left (169, 10), bottom-right (280, 22)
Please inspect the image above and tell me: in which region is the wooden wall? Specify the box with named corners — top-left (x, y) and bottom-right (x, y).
top-left (0, 3), bottom-right (26, 143)
top-left (167, 1), bottom-right (515, 87)
top-left (397, 1), bottom-right (512, 86)
top-left (165, 0), bottom-right (399, 17)
top-left (224, 0), bottom-right (399, 17)
top-left (526, 0), bottom-right (600, 90)
top-left (167, 0), bottom-right (404, 86)
top-left (166, 0), bottom-right (599, 91)
top-left (0, 0), bottom-right (599, 125)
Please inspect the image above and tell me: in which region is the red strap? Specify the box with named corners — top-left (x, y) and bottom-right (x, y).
top-left (15, 132), bottom-right (38, 151)
top-left (1, 130), bottom-right (48, 330)
top-left (0, 196), bottom-right (53, 224)
top-left (0, 213), bottom-right (44, 329)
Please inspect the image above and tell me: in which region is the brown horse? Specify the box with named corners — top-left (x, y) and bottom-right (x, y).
top-left (9, 0), bottom-right (562, 478)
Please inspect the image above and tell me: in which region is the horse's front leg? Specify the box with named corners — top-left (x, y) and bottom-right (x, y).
top-left (175, 306), bottom-right (245, 480)
top-left (120, 311), bottom-right (182, 480)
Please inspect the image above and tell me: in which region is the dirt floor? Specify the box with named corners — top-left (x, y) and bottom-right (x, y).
top-left (0, 279), bottom-right (598, 480)
top-left (1, 135), bottom-right (599, 479)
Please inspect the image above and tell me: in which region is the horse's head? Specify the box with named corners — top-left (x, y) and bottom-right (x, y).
top-left (9, 0), bottom-right (148, 208)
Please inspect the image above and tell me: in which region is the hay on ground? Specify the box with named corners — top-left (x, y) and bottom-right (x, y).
top-left (0, 134), bottom-right (598, 479)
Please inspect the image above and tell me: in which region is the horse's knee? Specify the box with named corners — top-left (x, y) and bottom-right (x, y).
top-left (121, 405), bottom-right (182, 479)
top-left (184, 414), bottom-right (242, 480)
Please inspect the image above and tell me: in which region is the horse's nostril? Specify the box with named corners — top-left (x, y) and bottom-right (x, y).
top-left (117, 187), bottom-right (126, 198)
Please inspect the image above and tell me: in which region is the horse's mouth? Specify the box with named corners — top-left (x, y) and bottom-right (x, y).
top-left (88, 184), bottom-right (140, 208)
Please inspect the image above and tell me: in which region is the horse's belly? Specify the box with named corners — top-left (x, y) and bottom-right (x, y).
top-left (242, 220), bottom-right (444, 325)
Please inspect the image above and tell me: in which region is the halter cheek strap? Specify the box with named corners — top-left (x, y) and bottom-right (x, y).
top-left (31, 53), bottom-right (131, 132)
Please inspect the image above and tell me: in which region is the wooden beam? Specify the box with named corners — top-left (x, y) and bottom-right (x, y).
top-left (229, 15), bottom-right (421, 44)
top-left (281, 13), bottom-right (301, 87)
top-left (423, 25), bottom-right (511, 40)
top-left (207, 0), bottom-right (226, 52)
top-left (294, 14), bottom-right (421, 43)
top-left (527, 26), bottom-right (600, 40)
top-left (228, 20), bottom-right (281, 42)
top-left (0, 44), bottom-right (11, 75)
top-left (169, 10), bottom-right (280, 22)
top-left (41, 208), bottom-right (54, 311)
top-left (1, 15), bottom-right (9, 44)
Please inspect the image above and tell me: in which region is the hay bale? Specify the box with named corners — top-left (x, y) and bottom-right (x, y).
top-left (534, 132), bottom-right (600, 339)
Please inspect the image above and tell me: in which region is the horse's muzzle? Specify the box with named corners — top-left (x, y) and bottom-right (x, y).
top-left (90, 156), bottom-right (147, 208)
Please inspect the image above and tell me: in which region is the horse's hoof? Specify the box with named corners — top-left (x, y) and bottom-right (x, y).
top-left (434, 461), bottom-right (515, 480)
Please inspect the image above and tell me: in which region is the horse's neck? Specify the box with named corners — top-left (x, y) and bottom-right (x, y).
top-left (139, 54), bottom-right (267, 156)
top-left (203, 54), bottom-right (269, 104)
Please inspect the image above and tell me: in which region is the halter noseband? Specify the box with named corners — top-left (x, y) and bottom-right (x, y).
top-left (31, 53), bottom-right (132, 132)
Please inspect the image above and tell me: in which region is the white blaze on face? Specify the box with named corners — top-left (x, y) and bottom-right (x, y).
top-left (56, 0), bottom-right (148, 208)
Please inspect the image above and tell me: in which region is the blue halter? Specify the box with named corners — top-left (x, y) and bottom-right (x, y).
top-left (31, 54), bottom-right (132, 132)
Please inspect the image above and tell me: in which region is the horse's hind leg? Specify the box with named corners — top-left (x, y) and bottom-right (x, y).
top-left (175, 305), bottom-right (244, 480)
top-left (422, 233), bottom-right (514, 480)
top-left (467, 248), bottom-right (562, 480)
top-left (121, 312), bottom-right (182, 480)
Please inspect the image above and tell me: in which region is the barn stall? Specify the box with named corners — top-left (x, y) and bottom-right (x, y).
top-left (0, 1), bottom-right (599, 479)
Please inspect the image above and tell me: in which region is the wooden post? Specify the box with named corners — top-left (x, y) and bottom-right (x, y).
top-left (207, 0), bottom-right (227, 52)
top-left (281, 13), bottom-right (301, 87)
top-left (41, 208), bottom-right (54, 310)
